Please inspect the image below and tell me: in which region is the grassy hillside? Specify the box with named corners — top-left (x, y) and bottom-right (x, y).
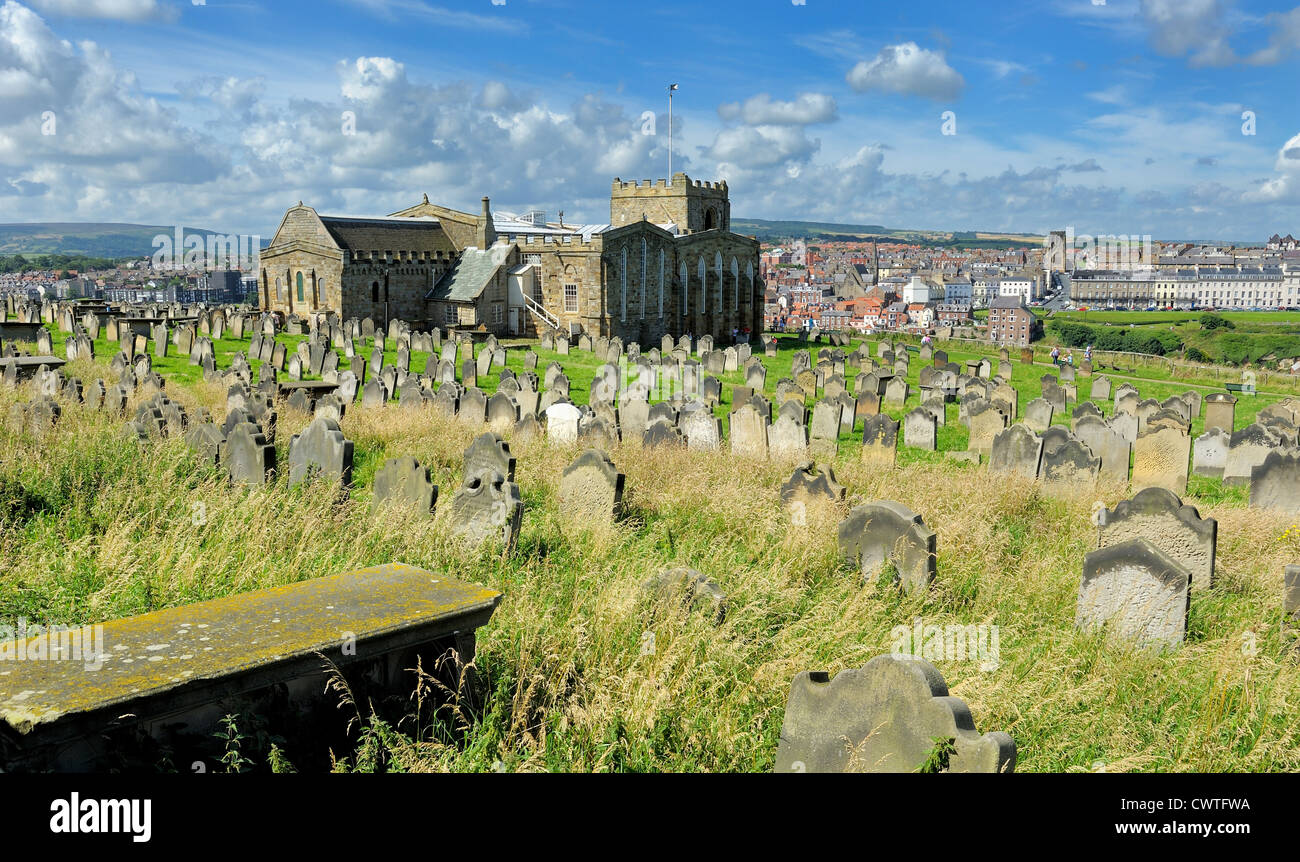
top-left (2, 327), bottom-right (1297, 772)
top-left (0, 223), bottom-right (233, 258)
top-left (1043, 310), bottom-right (1300, 366)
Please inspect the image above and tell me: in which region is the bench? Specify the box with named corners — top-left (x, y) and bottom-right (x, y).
top-left (0, 563), bottom-right (501, 772)
top-left (1225, 382), bottom-right (1256, 396)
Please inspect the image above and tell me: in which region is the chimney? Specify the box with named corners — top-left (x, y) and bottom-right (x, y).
top-left (476, 196), bottom-right (496, 249)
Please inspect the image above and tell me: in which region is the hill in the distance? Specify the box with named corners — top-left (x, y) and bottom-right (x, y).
top-left (0, 223), bottom-right (248, 258)
top-left (732, 217), bottom-right (1044, 248)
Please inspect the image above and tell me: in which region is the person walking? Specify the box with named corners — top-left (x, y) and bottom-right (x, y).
top-left (1050, 346), bottom-right (1060, 366)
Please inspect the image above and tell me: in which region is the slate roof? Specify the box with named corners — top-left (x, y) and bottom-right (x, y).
top-left (318, 216), bottom-right (445, 253)
top-left (427, 243), bottom-right (514, 303)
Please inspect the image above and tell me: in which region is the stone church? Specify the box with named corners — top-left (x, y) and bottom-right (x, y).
top-left (258, 173), bottom-right (763, 342)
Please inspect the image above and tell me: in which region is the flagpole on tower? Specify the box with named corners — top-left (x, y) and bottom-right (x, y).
top-left (668, 83), bottom-right (678, 179)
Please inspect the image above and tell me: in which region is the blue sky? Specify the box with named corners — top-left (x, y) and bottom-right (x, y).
top-left (0, 0), bottom-right (1298, 241)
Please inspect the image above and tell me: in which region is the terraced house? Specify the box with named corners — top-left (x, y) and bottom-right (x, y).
top-left (259, 173), bottom-right (763, 342)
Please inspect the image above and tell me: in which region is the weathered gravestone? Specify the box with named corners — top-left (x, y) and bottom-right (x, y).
top-left (287, 417), bottom-right (354, 487)
top-left (903, 407), bottom-right (936, 451)
top-left (448, 469), bottom-right (523, 553)
top-left (780, 461), bottom-right (844, 525)
top-left (463, 432), bottom-right (516, 485)
top-left (1073, 415), bottom-right (1131, 482)
top-left (372, 456), bottom-right (437, 515)
top-left (730, 404), bottom-right (769, 459)
top-left (558, 449), bottom-right (625, 524)
top-left (1204, 392), bottom-right (1236, 433)
top-left (860, 414), bottom-right (898, 468)
top-left (1223, 424), bottom-right (1280, 486)
top-left (967, 401), bottom-right (1007, 457)
top-left (1192, 427), bottom-right (1230, 479)
top-left (1077, 539), bottom-right (1190, 650)
top-left (773, 654), bottom-right (1016, 773)
top-left (1249, 451), bottom-right (1300, 513)
top-left (990, 423), bottom-right (1042, 480)
top-left (1131, 426), bottom-right (1190, 495)
top-left (544, 402), bottom-right (582, 444)
top-left (837, 501), bottom-right (936, 593)
top-left (1096, 487), bottom-right (1215, 591)
top-left (225, 422), bottom-right (276, 486)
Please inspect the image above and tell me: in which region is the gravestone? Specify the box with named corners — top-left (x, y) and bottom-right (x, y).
top-left (774, 654), bottom-right (1016, 773)
top-left (545, 402), bottom-right (582, 444)
top-left (1040, 437), bottom-right (1100, 485)
top-left (1077, 539), bottom-right (1190, 650)
top-left (448, 470), bottom-right (523, 553)
top-left (1192, 427), bottom-right (1230, 479)
top-left (683, 409), bottom-right (722, 451)
top-left (1249, 451), bottom-right (1300, 513)
top-left (558, 449), bottom-right (625, 524)
top-left (463, 432), bottom-right (516, 485)
top-left (288, 417), bottom-right (354, 487)
top-left (809, 400), bottom-right (841, 460)
top-left (779, 461), bottom-right (845, 524)
top-left (768, 414), bottom-right (808, 461)
top-left (990, 424), bottom-right (1042, 480)
top-left (1097, 487), bottom-right (1216, 591)
top-left (1131, 426), bottom-right (1190, 495)
top-left (1204, 392), bottom-right (1236, 432)
top-left (225, 422), bottom-right (276, 486)
top-left (642, 418), bottom-right (685, 448)
top-left (1223, 424), bottom-right (1279, 486)
top-left (967, 402), bottom-right (1007, 457)
top-left (860, 414), bottom-right (899, 468)
top-left (903, 407), bottom-right (936, 451)
top-left (372, 456), bottom-right (437, 515)
top-left (837, 501), bottom-right (936, 593)
top-left (730, 404), bottom-right (769, 459)
top-left (1073, 415), bottom-right (1131, 482)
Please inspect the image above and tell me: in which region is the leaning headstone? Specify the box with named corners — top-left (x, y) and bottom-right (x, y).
top-left (837, 501), bottom-right (936, 593)
top-left (774, 654), bottom-right (1016, 773)
top-left (1076, 539), bottom-right (1190, 650)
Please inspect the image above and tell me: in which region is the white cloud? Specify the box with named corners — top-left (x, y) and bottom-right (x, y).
top-left (717, 92), bottom-right (837, 125)
top-left (1250, 131), bottom-right (1300, 203)
top-left (25, 0), bottom-right (174, 21)
top-left (846, 42), bottom-right (964, 101)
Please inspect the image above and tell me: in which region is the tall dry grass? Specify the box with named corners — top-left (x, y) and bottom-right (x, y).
top-left (1, 363), bottom-right (1298, 772)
